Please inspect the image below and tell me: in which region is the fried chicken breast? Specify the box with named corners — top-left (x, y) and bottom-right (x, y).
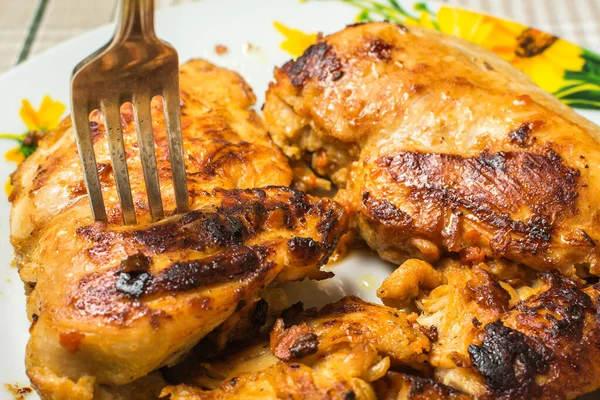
top-left (379, 258), bottom-right (600, 399)
top-left (163, 297), bottom-right (431, 400)
top-left (9, 60), bottom-right (348, 399)
top-left (264, 21), bottom-right (600, 276)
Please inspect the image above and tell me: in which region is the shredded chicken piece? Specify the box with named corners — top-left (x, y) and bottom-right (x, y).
top-left (163, 297), bottom-right (430, 400)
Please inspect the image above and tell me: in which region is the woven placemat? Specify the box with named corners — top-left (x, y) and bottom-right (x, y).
top-left (1, 0), bottom-right (599, 75)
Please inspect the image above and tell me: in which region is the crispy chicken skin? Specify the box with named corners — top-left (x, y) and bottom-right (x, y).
top-left (380, 258), bottom-right (600, 399)
top-left (264, 21), bottom-right (600, 275)
top-left (9, 60), bottom-right (348, 399)
top-left (163, 297), bottom-right (431, 399)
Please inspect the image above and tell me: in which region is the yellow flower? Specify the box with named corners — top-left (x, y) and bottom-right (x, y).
top-left (1, 95), bottom-right (66, 195)
top-left (274, 21), bottom-right (318, 57)
top-left (511, 35), bottom-right (585, 93)
top-left (20, 95), bottom-right (66, 131)
top-left (4, 147), bottom-right (25, 164)
top-left (0, 95), bottom-right (66, 169)
top-left (435, 6), bottom-right (585, 93)
top-left (4, 178), bottom-right (14, 197)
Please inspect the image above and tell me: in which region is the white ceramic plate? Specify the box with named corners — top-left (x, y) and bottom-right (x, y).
top-left (1, 1), bottom-right (599, 398)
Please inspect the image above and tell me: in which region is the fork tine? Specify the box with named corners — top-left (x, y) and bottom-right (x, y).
top-left (101, 98), bottom-right (137, 225)
top-left (71, 95), bottom-right (107, 222)
top-left (133, 91), bottom-right (164, 222)
top-left (162, 76), bottom-right (190, 214)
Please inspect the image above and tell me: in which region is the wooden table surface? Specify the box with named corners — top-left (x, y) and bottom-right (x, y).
top-left (0, 0), bottom-right (599, 75)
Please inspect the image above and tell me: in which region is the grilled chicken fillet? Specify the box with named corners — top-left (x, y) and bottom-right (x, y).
top-left (264, 22), bottom-right (600, 276)
top-left (165, 258), bottom-right (600, 400)
top-left (163, 296), bottom-right (431, 399)
top-left (379, 258), bottom-right (600, 399)
top-left (9, 60), bottom-right (348, 399)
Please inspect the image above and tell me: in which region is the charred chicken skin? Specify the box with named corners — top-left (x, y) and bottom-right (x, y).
top-left (10, 60), bottom-right (348, 399)
top-left (264, 21), bottom-right (600, 276)
top-left (163, 259), bottom-right (600, 400)
top-left (379, 258), bottom-right (600, 399)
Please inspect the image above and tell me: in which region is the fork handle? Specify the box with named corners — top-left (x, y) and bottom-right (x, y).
top-left (114, 0), bottom-right (156, 42)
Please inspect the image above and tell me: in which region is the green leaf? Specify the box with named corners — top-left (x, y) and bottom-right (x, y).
top-left (564, 70), bottom-right (600, 86)
top-left (560, 89), bottom-right (600, 102)
top-left (0, 131), bottom-right (40, 160)
top-left (19, 144), bottom-right (36, 158)
top-left (413, 1), bottom-right (435, 16)
top-left (389, 0), bottom-right (404, 12)
top-left (553, 83), bottom-right (585, 96)
top-left (340, 0), bottom-right (417, 22)
top-left (357, 9), bottom-right (372, 21)
top-left (372, 3), bottom-right (395, 20)
top-left (583, 49), bottom-right (600, 65)
top-left (561, 100), bottom-right (600, 110)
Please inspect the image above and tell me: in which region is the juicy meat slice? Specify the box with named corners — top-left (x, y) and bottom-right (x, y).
top-left (162, 296), bottom-right (431, 399)
top-left (9, 60), bottom-right (348, 399)
top-left (380, 258), bottom-right (600, 400)
top-left (263, 21), bottom-right (600, 276)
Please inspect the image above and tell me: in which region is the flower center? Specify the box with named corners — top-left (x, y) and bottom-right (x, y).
top-left (516, 28), bottom-right (558, 58)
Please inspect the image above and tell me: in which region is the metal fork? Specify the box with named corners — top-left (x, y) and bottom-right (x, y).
top-left (71, 0), bottom-right (189, 225)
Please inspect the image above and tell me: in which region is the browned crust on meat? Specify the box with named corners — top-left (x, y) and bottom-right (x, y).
top-left (360, 150), bottom-right (581, 263)
top-left (287, 237), bottom-right (322, 265)
top-left (71, 269), bottom-right (171, 326)
top-left (146, 245), bottom-right (271, 295)
top-left (465, 266), bottom-right (511, 313)
top-left (70, 187), bottom-right (348, 326)
top-left (77, 245), bottom-right (272, 305)
top-left (366, 37), bottom-right (395, 61)
top-left (377, 150), bottom-right (578, 248)
top-left (315, 296), bottom-right (367, 317)
top-left (468, 272), bottom-right (600, 399)
top-left (281, 42), bottom-right (343, 87)
top-left (270, 295), bottom-right (431, 367)
top-left (270, 319), bottom-right (319, 361)
top-left (77, 187), bottom-right (344, 265)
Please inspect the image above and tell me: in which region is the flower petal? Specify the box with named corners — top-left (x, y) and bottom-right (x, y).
top-left (19, 99), bottom-right (40, 131)
top-left (516, 56), bottom-right (566, 93)
top-left (5, 177), bottom-right (14, 197)
top-left (543, 40), bottom-right (585, 72)
top-left (38, 95), bottom-right (66, 131)
top-left (274, 21), bottom-right (317, 57)
top-left (5, 146), bottom-right (25, 164)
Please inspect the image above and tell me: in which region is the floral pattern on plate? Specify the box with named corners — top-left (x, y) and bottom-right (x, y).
top-left (1, 96), bottom-right (65, 195)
